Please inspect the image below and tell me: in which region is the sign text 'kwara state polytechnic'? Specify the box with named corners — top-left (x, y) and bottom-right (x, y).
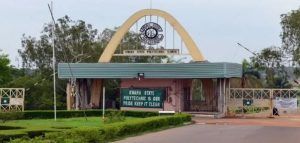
top-left (121, 88), bottom-right (165, 108)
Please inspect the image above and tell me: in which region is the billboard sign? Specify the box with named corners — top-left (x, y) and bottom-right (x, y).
top-left (121, 88), bottom-right (165, 108)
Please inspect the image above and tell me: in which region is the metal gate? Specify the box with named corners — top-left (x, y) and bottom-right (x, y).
top-left (227, 88), bottom-right (300, 117)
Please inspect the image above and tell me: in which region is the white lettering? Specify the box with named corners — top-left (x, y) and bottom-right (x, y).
top-left (129, 90), bottom-right (142, 95)
top-left (144, 90), bottom-right (155, 96)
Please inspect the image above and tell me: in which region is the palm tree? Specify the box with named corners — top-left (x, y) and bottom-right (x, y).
top-left (241, 59), bottom-right (263, 88)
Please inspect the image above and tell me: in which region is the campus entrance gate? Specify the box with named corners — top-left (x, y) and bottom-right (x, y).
top-left (58, 8), bottom-right (243, 112)
top-left (227, 88), bottom-right (300, 117)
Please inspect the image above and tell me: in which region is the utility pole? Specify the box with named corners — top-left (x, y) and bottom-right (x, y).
top-left (48, 2), bottom-right (57, 121)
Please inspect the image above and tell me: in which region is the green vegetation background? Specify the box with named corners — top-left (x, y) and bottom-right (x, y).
top-left (2, 7), bottom-right (300, 110)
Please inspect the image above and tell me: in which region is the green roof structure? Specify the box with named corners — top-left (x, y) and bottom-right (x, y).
top-left (58, 62), bottom-right (242, 79)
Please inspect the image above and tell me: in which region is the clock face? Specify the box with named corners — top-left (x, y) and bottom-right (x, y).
top-left (140, 22), bottom-right (164, 45)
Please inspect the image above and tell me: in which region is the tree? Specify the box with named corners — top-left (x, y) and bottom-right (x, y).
top-left (233, 9), bottom-right (300, 88)
top-left (281, 9), bottom-right (300, 77)
top-left (0, 54), bottom-right (12, 86)
top-left (19, 16), bottom-right (164, 72)
top-left (248, 46), bottom-right (291, 88)
top-left (7, 75), bottom-right (66, 110)
top-left (16, 16), bottom-right (103, 110)
top-left (17, 15), bottom-right (167, 109)
top-left (19, 15), bottom-right (102, 74)
top-left (240, 59), bottom-right (263, 88)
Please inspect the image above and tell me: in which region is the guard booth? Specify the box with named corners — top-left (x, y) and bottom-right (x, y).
top-left (57, 9), bottom-right (243, 117)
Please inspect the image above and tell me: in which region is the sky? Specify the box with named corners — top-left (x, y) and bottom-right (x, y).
top-left (0, 0), bottom-right (300, 66)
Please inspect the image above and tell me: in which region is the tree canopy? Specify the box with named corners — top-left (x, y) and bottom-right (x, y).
top-left (6, 7), bottom-right (300, 109)
top-left (241, 8), bottom-right (300, 88)
top-left (281, 9), bottom-right (300, 77)
top-left (0, 54), bottom-right (12, 86)
top-left (250, 46), bottom-right (292, 88)
top-left (11, 15), bottom-right (167, 110)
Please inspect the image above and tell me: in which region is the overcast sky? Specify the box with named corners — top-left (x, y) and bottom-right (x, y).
top-left (0, 0), bottom-right (300, 66)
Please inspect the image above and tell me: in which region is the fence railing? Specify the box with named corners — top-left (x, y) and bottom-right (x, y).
top-left (0, 88), bottom-right (25, 112)
top-left (227, 88), bottom-right (300, 117)
top-left (229, 88), bottom-right (300, 99)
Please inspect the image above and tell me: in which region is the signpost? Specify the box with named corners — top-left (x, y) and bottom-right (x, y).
top-left (243, 99), bottom-right (253, 106)
top-left (1, 96), bottom-right (10, 105)
top-left (121, 88), bottom-right (165, 108)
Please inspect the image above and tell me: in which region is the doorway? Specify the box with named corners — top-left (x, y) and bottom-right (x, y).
top-left (184, 79), bottom-right (218, 112)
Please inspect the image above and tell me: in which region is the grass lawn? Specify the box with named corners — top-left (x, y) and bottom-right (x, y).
top-left (0, 114), bottom-right (191, 142)
top-left (0, 117), bottom-right (139, 136)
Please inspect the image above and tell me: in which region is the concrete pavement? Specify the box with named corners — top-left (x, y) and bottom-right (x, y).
top-left (115, 115), bottom-right (300, 143)
top-left (115, 124), bottom-right (300, 143)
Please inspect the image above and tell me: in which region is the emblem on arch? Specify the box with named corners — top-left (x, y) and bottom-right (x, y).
top-left (139, 22), bottom-right (164, 45)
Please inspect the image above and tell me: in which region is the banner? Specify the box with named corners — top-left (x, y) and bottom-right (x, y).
top-left (121, 88), bottom-right (165, 108)
top-left (275, 98), bottom-right (297, 109)
top-left (10, 98), bottom-right (23, 105)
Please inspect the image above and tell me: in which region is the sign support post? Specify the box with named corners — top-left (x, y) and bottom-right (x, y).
top-left (102, 87), bottom-right (105, 119)
top-left (270, 90), bottom-right (274, 118)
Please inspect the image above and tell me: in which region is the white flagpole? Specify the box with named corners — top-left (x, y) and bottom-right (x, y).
top-left (48, 1), bottom-right (57, 121)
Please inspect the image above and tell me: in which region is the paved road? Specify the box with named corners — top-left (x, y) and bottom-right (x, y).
top-left (115, 124), bottom-right (300, 143)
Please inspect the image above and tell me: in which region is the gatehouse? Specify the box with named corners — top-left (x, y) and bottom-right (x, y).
top-left (58, 9), bottom-right (249, 117)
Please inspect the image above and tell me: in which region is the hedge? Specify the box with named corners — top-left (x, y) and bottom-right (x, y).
top-left (10, 114), bottom-right (191, 143)
top-left (0, 112), bottom-right (24, 123)
top-left (0, 110), bottom-right (160, 142)
top-left (20, 109), bottom-right (159, 119)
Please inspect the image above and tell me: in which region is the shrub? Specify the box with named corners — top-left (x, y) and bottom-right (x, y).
top-left (233, 106), bottom-right (270, 114)
top-left (104, 111), bottom-right (125, 123)
top-left (10, 114), bottom-right (192, 143)
top-left (0, 112), bottom-right (24, 123)
top-left (123, 110), bottom-right (158, 118)
top-left (22, 110), bottom-right (102, 119)
top-left (0, 126), bottom-right (24, 130)
top-left (0, 133), bottom-right (27, 142)
top-left (22, 110), bottom-right (158, 119)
